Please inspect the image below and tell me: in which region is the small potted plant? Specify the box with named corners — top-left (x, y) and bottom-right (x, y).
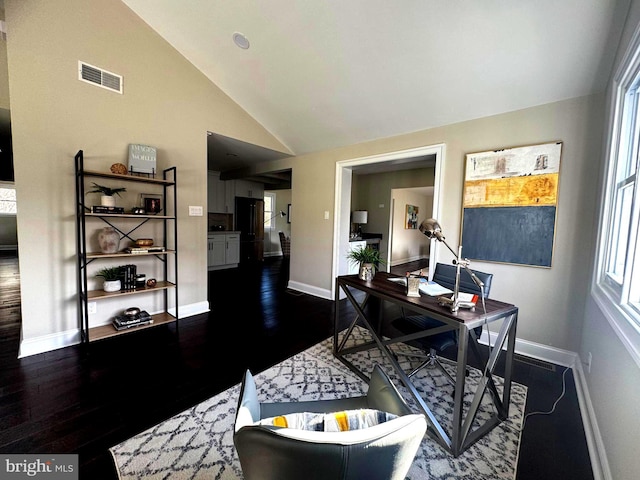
top-left (86, 182), bottom-right (127, 207)
top-left (96, 266), bottom-right (122, 292)
top-left (347, 246), bottom-right (384, 281)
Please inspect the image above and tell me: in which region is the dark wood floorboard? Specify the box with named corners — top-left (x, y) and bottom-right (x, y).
top-left (0, 255), bottom-right (592, 479)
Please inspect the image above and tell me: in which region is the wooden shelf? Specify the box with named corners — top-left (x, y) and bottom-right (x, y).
top-left (83, 169), bottom-right (175, 186)
top-left (85, 213), bottom-right (175, 219)
top-left (86, 250), bottom-right (175, 259)
top-left (88, 312), bottom-right (177, 342)
top-left (86, 281), bottom-right (175, 301)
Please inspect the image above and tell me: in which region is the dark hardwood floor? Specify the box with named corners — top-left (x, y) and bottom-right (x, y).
top-left (0, 255), bottom-right (593, 479)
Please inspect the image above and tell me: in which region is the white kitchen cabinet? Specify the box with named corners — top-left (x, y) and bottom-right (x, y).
top-left (208, 232), bottom-right (240, 270)
top-left (225, 233), bottom-right (240, 265)
top-left (208, 234), bottom-right (226, 267)
top-left (233, 179), bottom-right (264, 199)
top-left (207, 171), bottom-right (227, 213)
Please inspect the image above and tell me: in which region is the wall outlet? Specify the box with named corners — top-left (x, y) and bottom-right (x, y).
top-left (88, 302), bottom-right (97, 314)
top-left (189, 205), bottom-right (203, 216)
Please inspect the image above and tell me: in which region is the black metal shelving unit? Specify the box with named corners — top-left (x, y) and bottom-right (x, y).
top-left (74, 150), bottom-right (178, 343)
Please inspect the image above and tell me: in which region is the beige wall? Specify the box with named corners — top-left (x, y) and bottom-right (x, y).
top-left (5, 0), bottom-right (288, 350)
top-left (251, 94), bottom-right (603, 353)
top-left (0, 5), bottom-right (8, 110)
top-left (578, 0), bottom-right (640, 478)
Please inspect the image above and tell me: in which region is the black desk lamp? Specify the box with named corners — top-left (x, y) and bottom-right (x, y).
top-left (419, 218), bottom-right (485, 312)
top-left (264, 210), bottom-right (286, 224)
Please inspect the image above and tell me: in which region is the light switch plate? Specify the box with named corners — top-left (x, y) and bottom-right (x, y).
top-left (324, 211), bottom-right (330, 220)
top-left (189, 206), bottom-right (203, 216)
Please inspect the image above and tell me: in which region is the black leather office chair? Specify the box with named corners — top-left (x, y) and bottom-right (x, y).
top-left (392, 263), bottom-right (493, 385)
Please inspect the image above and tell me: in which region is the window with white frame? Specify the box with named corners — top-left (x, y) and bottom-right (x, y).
top-left (596, 28), bottom-right (640, 361)
top-left (0, 183), bottom-right (16, 215)
top-left (264, 192), bottom-right (276, 230)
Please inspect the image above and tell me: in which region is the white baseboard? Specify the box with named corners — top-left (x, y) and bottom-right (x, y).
top-left (18, 301), bottom-right (211, 358)
top-left (390, 255), bottom-right (426, 267)
top-left (18, 328), bottom-right (82, 358)
top-left (480, 328), bottom-right (578, 367)
top-left (167, 301), bottom-right (210, 319)
top-left (572, 359), bottom-right (612, 480)
top-left (481, 330), bottom-right (610, 480)
top-left (287, 280), bottom-right (332, 300)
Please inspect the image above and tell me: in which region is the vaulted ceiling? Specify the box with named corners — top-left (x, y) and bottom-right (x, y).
top-left (122, 0), bottom-right (629, 173)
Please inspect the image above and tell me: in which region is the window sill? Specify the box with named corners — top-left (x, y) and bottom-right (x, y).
top-left (592, 285), bottom-right (640, 368)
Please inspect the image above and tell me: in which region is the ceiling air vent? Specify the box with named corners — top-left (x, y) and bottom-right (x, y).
top-left (78, 61), bottom-right (123, 94)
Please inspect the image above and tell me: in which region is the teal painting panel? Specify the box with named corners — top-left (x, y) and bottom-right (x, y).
top-left (461, 206), bottom-right (556, 267)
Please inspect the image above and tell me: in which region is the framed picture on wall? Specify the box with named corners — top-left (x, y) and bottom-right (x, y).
top-left (461, 141), bottom-right (563, 267)
top-left (140, 193), bottom-right (163, 214)
top-left (405, 204), bottom-right (419, 229)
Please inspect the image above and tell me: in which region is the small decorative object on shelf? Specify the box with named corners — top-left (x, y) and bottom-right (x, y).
top-left (124, 307), bottom-right (141, 317)
top-left (141, 193), bottom-right (162, 214)
top-left (96, 266), bottom-right (122, 292)
top-left (134, 238), bottom-right (153, 247)
top-left (110, 163), bottom-right (128, 175)
top-left (135, 274), bottom-right (146, 288)
top-left (98, 227), bottom-right (120, 253)
top-left (131, 207), bottom-right (145, 214)
top-left (86, 182), bottom-right (126, 207)
top-left (146, 278), bottom-right (157, 287)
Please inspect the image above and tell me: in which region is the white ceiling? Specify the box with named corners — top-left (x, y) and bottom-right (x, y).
top-left (122, 0), bottom-right (628, 164)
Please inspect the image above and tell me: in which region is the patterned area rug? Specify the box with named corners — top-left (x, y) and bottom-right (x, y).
top-left (110, 328), bottom-right (527, 479)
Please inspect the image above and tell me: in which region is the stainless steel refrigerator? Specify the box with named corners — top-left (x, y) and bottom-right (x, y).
top-left (235, 197), bottom-right (264, 263)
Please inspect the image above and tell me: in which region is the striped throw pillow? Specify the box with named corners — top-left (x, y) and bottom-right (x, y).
top-left (258, 409), bottom-right (397, 431)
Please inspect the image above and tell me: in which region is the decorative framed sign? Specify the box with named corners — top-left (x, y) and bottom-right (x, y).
top-left (406, 204), bottom-right (419, 229)
top-left (461, 141), bottom-right (562, 267)
top-left (128, 144), bottom-right (157, 175)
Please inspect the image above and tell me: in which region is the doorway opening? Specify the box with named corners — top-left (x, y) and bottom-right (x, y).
top-left (332, 144), bottom-right (445, 299)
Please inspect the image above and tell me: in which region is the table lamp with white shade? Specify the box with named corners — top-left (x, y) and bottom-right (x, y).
top-left (352, 210), bottom-right (368, 237)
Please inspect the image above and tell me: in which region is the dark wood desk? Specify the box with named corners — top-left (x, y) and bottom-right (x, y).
top-left (333, 272), bottom-right (518, 457)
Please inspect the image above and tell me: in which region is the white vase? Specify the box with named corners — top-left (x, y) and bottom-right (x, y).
top-left (101, 195), bottom-right (116, 207)
top-left (103, 279), bottom-right (121, 293)
top-left (98, 227), bottom-right (120, 253)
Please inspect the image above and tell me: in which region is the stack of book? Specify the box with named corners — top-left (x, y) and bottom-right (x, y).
top-left (92, 205), bottom-right (125, 214)
top-left (124, 246), bottom-right (166, 254)
top-left (118, 264), bottom-right (137, 290)
top-left (112, 310), bottom-right (153, 331)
